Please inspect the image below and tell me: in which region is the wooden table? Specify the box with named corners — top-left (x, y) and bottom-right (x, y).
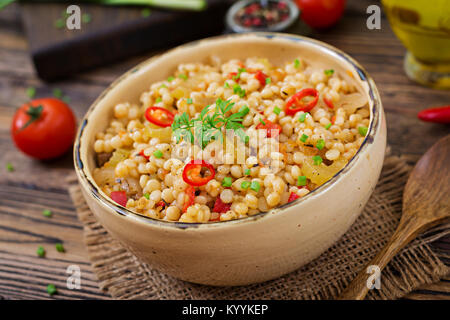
top-left (0, 0), bottom-right (448, 300)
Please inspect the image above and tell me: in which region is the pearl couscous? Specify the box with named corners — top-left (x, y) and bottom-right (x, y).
top-left (93, 57), bottom-right (370, 223)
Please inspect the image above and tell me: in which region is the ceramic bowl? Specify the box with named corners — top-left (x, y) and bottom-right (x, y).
top-left (74, 33), bottom-right (386, 286)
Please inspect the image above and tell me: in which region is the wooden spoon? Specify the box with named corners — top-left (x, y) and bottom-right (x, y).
top-left (339, 134), bottom-right (450, 300)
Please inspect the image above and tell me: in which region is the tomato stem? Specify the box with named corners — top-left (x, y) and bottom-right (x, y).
top-left (18, 104), bottom-right (43, 132)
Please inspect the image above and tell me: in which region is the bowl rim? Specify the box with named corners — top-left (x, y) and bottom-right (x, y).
top-left (74, 32), bottom-right (382, 230)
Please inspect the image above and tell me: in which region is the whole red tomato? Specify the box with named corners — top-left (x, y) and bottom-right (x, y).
top-left (11, 98), bottom-right (77, 160)
top-left (296, 0), bottom-right (346, 29)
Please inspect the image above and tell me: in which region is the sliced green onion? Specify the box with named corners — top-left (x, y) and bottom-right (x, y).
top-left (316, 139), bottom-right (325, 150)
top-left (143, 193), bottom-right (150, 200)
top-left (159, 84), bottom-right (167, 89)
top-left (294, 59), bottom-right (300, 68)
top-left (178, 74), bottom-right (188, 80)
top-left (325, 123), bottom-right (332, 130)
top-left (244, 169), bottom-right (251, 175)
top-left (37, 246), bottom-right (45, 258)
top-left (259, 118), bottom-right (266, 126)
top-left (167, 76), bottom-right (175, 82)
top-left (324, 69), bottom-right (334, 76)
top-left (265, 77), bottom-right (271, 84)
top-left (244, 135), bottom-right (249, 144)
top-left (297, 175), bottom-right (307, 187)
top-left (6, 162), bottom-right (14, 172)
top-left (358, 126), bottom-right (368, 136)
top-left (313, 155), bottom-right (323, 165)
top-left (47, 284), bottom-right (57, 296)
top-left (55, 243), bottom-right (65, 253)
top-left (186, 98), bottom-right (193, 104)
top-left (42, 209), bottom-right (52, 218)
top-left (300, 134), bottom-right (308, 143)
top-left (241, 181), bottom-right (250, 190)
top-left (153, 150), bottom-right (163, 158)
top-left (233, 84), bottom-right (246, 98)
top-left (26, 87), bottom-right (36, 99)
top-left (250, 181), bottom-right (260, 192)
top-left (222, 177), bottom-right (232, 187)
top-left (155, 97), bottom-right (162, 103)
top-left (298, 112), bottom-right (307, 123)
top-left (224, 81), bottom-right (230, 88)
top-left (273, 106), bottom-right (281, 115)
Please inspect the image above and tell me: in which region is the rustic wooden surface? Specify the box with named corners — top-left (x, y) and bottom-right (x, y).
top-left (0, 0), bottom-right (449, 300)
top-left (21, 0), bottom-right (232, 80)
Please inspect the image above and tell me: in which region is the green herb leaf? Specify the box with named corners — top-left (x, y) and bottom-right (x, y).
top-left (324, 69), bottom-right (334, 76)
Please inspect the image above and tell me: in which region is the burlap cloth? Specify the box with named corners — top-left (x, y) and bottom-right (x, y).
top-left (68, 155), bottom-right (450, 299)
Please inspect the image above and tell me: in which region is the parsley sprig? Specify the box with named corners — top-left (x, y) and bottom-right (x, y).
top-left (171, 98), bottom-right (248, 149)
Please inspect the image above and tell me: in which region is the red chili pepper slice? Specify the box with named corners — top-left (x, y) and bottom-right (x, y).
top-left (254, 70), bottom-right (269, 87)
top-left (228, 72), bottom-right (238, 79)
top-left (145, 106), bottom-right (174, 127)
top-left (331, 115), bottom-right (336, 124)
top-left (212, 197), bottom-right (231, 214)
top-left (285, 88), bottom-right (319, 115)
top-left (256, 119), bottom-right (282, 138)
top-left (288, 192), bottom-right (300, 203)
top-left (182, 186), bottom-right (196, 213)
top-left (417, 105), bottom-right (450, 124)
top-left (110, 191), bottom-right (128, 207)
top-left (139, 150), bottom-right (149, 160)
top-left (182, 160), bottom-right (215, 187)
top-left (323, 97), bottom-right (334, 109)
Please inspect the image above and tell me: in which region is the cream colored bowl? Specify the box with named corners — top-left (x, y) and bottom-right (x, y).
top-left (74, 33), bottom-right (386, 286)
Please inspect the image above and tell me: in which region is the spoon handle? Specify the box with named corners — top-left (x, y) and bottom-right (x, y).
top-left (338, 219), bottom-right (423, 300)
